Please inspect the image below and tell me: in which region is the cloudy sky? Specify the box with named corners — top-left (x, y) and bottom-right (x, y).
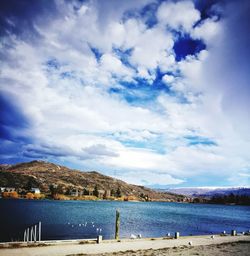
top-left (0, 0), bottom-right (249, 188)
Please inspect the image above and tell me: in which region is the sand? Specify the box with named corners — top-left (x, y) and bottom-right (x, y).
top-left (0, 235), bottom-right (249, 256)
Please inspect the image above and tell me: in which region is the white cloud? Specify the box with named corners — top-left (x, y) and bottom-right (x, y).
top-left (100, 53), bottom-right (134, 80)
top-left (191, 18), bottom-right (221, 43)
top-left (0, 0), bottom-right (249, 187)
top-left (117, 171), bottom-right (184, 186)
top-left (157, 1), bottom-right (200, 33)
top-left (162, 74), bottom-right (175, 84)
top-left (129, 26), bottom-right (174, 70)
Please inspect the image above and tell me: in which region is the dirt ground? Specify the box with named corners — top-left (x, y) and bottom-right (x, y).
top-left (68, 241), bottom-right (250, 256)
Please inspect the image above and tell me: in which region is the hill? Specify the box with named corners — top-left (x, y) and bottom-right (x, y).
top-left (0, 160), bottom-right (185, 202)
top-left (162, 187), bottom-right (250, 198)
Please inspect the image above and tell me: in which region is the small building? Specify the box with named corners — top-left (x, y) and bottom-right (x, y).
top-left (70, 188), bottom-right (79, 197)
top-left (0, 187), bottom-right (15, 192)
top-left (31, 188), bottom-right (41, 194)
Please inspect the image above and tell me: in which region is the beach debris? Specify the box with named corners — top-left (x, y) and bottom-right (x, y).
top-left (211, 235), bottom-right (215, 239)
top-left (166, 233), bottom-right (171, 237)
top-left (188, 241), bottom-right (193, 246)
top-left (130, 234), bottom-right (137, 239)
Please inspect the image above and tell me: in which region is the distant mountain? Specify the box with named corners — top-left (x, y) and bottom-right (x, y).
top-left (0, 160), bottom-right (185, 202)
top-left (161, 187), bottom-right (250, 198)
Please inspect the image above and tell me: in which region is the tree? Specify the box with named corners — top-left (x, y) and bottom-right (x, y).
top-left (93, 185), bottom-right (98, 197)
top-left (111, 189), bottom-right (115, 197)
top-left (26, 192), bottom-right (34, 199)
top-left (2, 191), bottom-right (19, 199)
top-left (49, 184), bottom-right (58, 196)
top-left (83, 188), bottom-right (89, 195)
top-left (25, 179), bottom-right (33, 191)
top-left (116, 187), bottom-right (122, 197)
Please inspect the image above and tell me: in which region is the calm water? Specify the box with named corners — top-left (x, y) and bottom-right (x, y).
top-left (0, 199), bottom-right (250, 242)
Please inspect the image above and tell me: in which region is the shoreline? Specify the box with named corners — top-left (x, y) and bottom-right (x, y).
top-left (0, 234), bottom-right (249, 256)
top-left (1, 198), bottom-right (250, 207)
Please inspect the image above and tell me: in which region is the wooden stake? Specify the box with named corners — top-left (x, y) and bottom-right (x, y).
top-left (24, 230), bottom-right (27, 242)
top-left (175, 232), bottom-right (180, 239)
top-left (115, 210), bottom-right (120, 240)
top-left (27, 228), bottom-right (29, 242)
top-left (38, 222), bottom-right (41, 241)
top-left (34, 225), bottom-right (37, 242)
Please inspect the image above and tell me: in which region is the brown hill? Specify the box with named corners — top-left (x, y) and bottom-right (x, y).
top-left (0, 160), bottom-right (185, 201)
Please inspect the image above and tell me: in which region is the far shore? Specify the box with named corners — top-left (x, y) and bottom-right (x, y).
top-left (0, 234), bottom-right (249, 256)
top-left (1, 197), bottom-right (250, 207)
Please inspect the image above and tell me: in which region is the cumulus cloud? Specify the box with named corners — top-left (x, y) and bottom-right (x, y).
top-left (0, 0), bottom-right (249, 187)
top-left (157, 1), bottom-right (200, 32)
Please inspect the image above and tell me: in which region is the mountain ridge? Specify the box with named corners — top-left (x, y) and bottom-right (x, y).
top-left (160, 187), bottom-right (250, 198)
top-left (0, 160), bottom-right (186, 202)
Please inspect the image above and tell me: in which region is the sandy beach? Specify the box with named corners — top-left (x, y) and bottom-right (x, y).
top-left (0, 235), bottom-right (249, 256)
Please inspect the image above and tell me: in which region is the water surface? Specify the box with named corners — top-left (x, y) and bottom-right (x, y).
top-left (0, 199), bottom-right (249, 242)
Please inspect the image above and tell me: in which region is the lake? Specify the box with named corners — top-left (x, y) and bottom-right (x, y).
top-left (0, 199), bottom-right (250, 242)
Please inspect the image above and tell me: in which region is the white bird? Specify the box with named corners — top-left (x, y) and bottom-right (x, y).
top-left (100, 228), bottom-right (102, 232)
top-left (137, 234), bottom-right (142, 238)
top-left (79, 224), bottom-right (81, 227)
top-left (188, 241), bottom-right (192, 246)
top-left (130, 234), bottom-right (136, 239)
top-left (211, 235), bottom-right (215, 239)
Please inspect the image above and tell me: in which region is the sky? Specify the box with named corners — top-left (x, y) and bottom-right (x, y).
top-left (0, 0), bottom-right (250, 188)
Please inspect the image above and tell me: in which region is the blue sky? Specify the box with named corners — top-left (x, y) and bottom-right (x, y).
top-left (0, 0), bottom-right (250, 188)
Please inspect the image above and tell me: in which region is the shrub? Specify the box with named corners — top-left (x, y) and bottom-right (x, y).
top-left (2, 191), bottom-right (19, 199)
top-left (26, 192), bottom-right (34, 199)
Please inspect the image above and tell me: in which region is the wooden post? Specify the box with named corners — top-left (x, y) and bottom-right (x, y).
top-left (30, 226), bottom-right (33, 242)
top-left (231, 230), bottom-right (236, 236)
top-left (97, 235), bottom-right (102, 244)
top-left (34, 225), bottom-right (37, 242)
top-left (115, 210), bottom-right (120, 240)
top-left (27, 228), bottom-right (29, 242)
top-left (38, 222), bottom-right (41, 241)
top-left (24, 230), bottom-right (27, 242)
top-left (175, 232), bottom-right (180, 239)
